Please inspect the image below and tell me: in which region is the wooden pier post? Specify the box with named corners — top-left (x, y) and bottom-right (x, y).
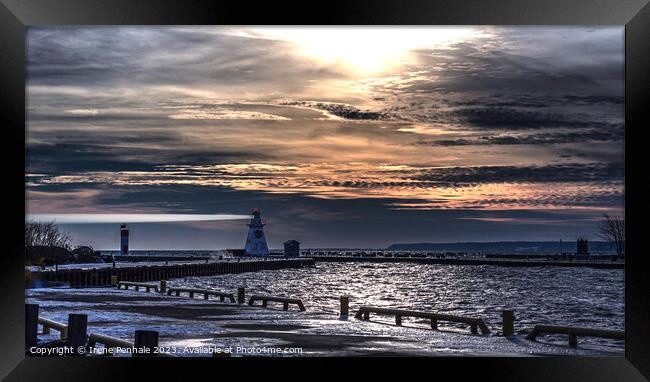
top-left (160, 280), bottom-right (167, 294)
top-left (340, 296), bottom-right (349, 318)
top-left (134, 330), bottom-right (159, 357)
top-left (25, 304), bottom-right (39, 348)
top-left (237, 287), bottom-right (245, 304)
top-left (501, 310), bottom-right (515, 336)
top-left (395, 315), bottom-right (402, 326)
top-left (111, 275), bottom-right (118, 286)
top-left (569, 333), bottom-right (578, 347)
top-left (67, 314), bottom-right (88, 352)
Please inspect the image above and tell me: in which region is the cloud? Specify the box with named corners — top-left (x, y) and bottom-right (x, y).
top-left (279, 101), bottom-right (393, 121)
top-left (416, 128), bottom-right (624, 146)
top-left (25, 26), bottom-right (625, 245)
top-left (27, 27), bottom-right (348, 100)
top-left (28, 162), bottom-right (624, 211)
top-left (27, 213), bottom-right (250, 224)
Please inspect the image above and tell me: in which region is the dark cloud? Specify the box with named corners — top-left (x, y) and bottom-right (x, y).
top-left (409, 163), bottom-right (623, 185)
top-left (416, 128), bottom-right (624, 146)
top-left (447, 108), bottom-right (615, 130)
top-left (27, 27), bottom-right (345, 93)
top-left (280, 101), bottom-right (393, 120)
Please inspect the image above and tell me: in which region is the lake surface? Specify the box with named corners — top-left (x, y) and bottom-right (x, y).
top-left (172, 261), bottom-right (624, 349)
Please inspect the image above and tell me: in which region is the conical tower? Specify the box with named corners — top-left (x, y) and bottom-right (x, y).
top-left (244, 208), bottom-right (269, 256)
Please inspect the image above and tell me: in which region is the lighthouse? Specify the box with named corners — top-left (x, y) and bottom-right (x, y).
top-left (120, 224), bottom-right (129, 255)
top-left (244, 208), bottom-right (269, 256)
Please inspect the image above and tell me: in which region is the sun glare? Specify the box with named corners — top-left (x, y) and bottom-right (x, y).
top-left (241, 27), bottom-right (483, 76)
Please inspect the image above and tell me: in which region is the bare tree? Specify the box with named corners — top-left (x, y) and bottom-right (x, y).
top-left (25, 221), bottom-right (72, 250)
top-left (597, 214), bottom-right (625, 257)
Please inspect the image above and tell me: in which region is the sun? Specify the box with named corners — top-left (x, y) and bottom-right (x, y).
top-left (239, 27), bottom-right (483, 76)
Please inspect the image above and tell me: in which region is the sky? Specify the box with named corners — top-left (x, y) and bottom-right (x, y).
top-left (25, 26), bottom-right (625, 249)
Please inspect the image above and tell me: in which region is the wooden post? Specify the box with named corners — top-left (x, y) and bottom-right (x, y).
top-left (501, 310), bottom-right (515, 336)
top-left (67, 314), bottom-right (88, 352)
top-left (339, 296), bottom-right (349, 318)
top-left (569, 333), bottom-right (578, 347)
top-left (160, 280), bottom-right (167, 294)
top-left (363, 311), bottom-right (370, 321)
top-left (25, 304), bottom-right (39, 348)
top-left (111, 275), bottom-right (118, 286)
top-left (283, 302), bottom-right (289, 310)
top-left (395, 315), bottom-right (402, 326)
top-left (237, 287), bottom-right (245, 304)
top-left (431, 319), bottom-right (437, 329)
top-left (134, 330), bottom-right (159, 357)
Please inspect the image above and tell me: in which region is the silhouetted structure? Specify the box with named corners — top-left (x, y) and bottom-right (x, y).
top-left (120, 224), bottom-right (129, 255)
top-left (284, 240), bottom-right (300, 257)
top-left (577, 238), bottom-right (588, 256)
top-left (244, 208), bottom-right (269, 256)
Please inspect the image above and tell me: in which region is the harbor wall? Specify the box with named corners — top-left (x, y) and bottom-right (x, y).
top-left (28, 258), bottom-right (314, 288)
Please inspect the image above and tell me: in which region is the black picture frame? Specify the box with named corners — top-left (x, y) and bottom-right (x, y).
top-left (1, 0), bottom-right (648, 380)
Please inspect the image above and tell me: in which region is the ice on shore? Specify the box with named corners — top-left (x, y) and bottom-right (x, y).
top-left (26, 286), bottom-right (623, 357)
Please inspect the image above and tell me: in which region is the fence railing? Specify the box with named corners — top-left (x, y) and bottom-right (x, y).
top-left (526, 325), bottom-right (624, 346)
top-left (248, 295), bottom-right (306, 311)
top-left (354, 306), bottom-right (491, 334)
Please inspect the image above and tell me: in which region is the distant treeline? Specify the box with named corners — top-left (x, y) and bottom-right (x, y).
top-left (386, 241), bottom-right (614, 253)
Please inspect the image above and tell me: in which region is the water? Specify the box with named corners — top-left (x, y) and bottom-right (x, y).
top-left (172, 262), bottom-right (624, 349)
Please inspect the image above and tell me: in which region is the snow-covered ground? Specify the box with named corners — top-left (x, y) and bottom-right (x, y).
top-left (26, 285), bottom-right (624, 357)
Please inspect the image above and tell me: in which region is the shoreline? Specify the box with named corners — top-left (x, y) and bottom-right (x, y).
top-left (26, 286), bottom-right (624, 357)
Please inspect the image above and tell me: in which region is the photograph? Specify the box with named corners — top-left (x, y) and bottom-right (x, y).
top-left (23, 25), bottom-right (627, 358)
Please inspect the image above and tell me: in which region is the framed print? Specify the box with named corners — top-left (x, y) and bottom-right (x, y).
top-left (1, 0), bottom-right (648, 380)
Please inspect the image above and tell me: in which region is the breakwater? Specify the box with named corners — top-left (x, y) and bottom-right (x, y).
top-left (28, 258), bottom-right (314, 288)
top-left (106, 254), bottom-right (211, 262)
top-left (307, 255), bottom-right (623, 269)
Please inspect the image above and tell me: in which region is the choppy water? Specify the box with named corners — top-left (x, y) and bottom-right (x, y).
top-left (174, 262), bottom-right (624, 349)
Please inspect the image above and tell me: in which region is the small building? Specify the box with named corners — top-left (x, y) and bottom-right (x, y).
top-left (576, 238), bottom-right (589, 256)
top-left (284, 240), bottom-right (300, 257)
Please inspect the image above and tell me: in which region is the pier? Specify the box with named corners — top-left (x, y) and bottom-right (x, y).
top-left (28, 258), bottom-right (314, 288)
top-left (305, 252), bottom-right (623, 269)
top-left (105, 254), bottom-right (212, 262)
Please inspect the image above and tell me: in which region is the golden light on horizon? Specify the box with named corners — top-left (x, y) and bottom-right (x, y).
top-left (34, 162), bottom-right (623, 214)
